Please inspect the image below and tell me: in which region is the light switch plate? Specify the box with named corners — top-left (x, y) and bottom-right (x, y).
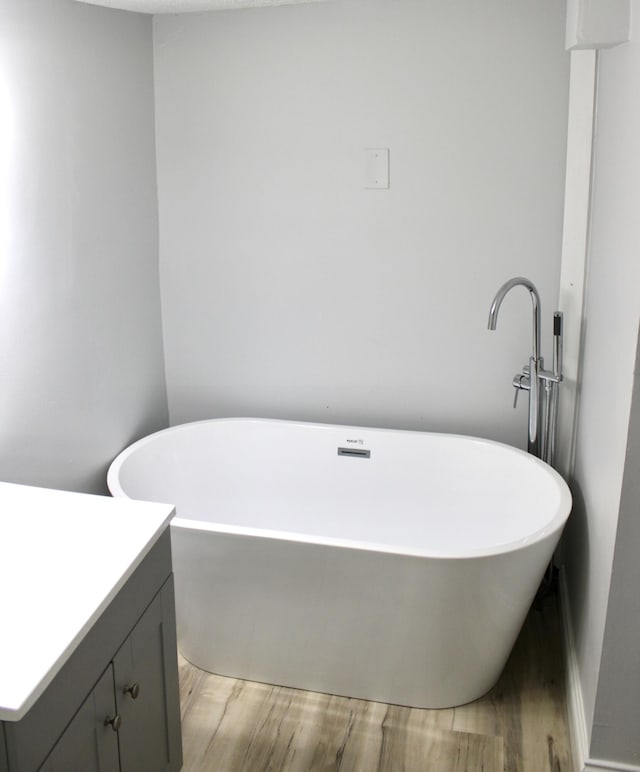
top-left (364, 148), bottom-right (389, 189)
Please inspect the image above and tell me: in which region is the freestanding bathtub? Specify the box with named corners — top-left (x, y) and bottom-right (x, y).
top-left (107, 417), bottom-right (571, 709)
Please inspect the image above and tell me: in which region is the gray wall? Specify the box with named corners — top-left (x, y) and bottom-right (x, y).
top-left (563, 11), bottom-right (640, 749)
top-left (590, 330), bottom-right (640, 765)
top-left (154, 0), bottom-right (569, 442)
top-left (0, 0), bottom-right (168, 494)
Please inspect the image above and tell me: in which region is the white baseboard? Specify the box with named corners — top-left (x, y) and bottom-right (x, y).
top-left (558, 569), bottom-right (640, 772)
top-left (559, 568), bottom-right (591, 772)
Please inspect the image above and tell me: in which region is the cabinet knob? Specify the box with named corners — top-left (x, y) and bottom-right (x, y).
top-left (124, 682), bottom-right (140, 700)
top-left (104, 714), bottom-right (122, 732)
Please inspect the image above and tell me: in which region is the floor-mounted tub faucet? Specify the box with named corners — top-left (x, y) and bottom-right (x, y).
top-left (488, 277), bottom-right (563, 465)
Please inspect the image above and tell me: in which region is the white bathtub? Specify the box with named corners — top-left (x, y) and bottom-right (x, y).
top-left (107, 417), bottom-right (571, 708)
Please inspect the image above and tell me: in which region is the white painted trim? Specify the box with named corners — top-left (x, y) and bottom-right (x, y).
top-left (559, 567), bottom-right (591, 772)
top-left (559, 570), bottom-right (640, 772)
top-left (556, 49), bottom-right (598, 482)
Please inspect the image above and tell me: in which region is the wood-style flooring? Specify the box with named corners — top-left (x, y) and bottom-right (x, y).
top-left (178, 592), bottom-right (571, 772)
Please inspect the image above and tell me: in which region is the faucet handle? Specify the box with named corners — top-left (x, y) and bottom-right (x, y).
top-left (512, 372), bottom-right (529, 408)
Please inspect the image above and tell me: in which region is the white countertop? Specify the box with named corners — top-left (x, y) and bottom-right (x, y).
top-left (0, 481), bottom-right (175, 722)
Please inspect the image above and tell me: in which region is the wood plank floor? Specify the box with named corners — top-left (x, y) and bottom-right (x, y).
top-left (178, 592), bottom-right (571, 772)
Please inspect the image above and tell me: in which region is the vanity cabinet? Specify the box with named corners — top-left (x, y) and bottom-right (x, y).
top-left (0, 529), bottom-right (182, 772)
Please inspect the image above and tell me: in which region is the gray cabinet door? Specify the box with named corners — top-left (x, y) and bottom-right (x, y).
top-left (0, 727), bottom-right (8, 772)
top-left (113, 579), bottom-right (182, 772)
top-left (40, 666), bottom-right (120, 772)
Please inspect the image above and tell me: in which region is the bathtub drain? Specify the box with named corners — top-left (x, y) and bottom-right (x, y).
top-left (337, 447), bottom-right (371, 458)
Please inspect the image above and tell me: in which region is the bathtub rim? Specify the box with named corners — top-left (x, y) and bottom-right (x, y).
top-left (108, 416), bottom-right (572, 561)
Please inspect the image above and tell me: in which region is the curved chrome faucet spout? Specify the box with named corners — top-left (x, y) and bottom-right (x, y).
top-left (487, 276), bottom-right (564, 466)
top-left (487, 276), bottom-right (541, 362)
top-left (488, 277), bottom-right (543, 457)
